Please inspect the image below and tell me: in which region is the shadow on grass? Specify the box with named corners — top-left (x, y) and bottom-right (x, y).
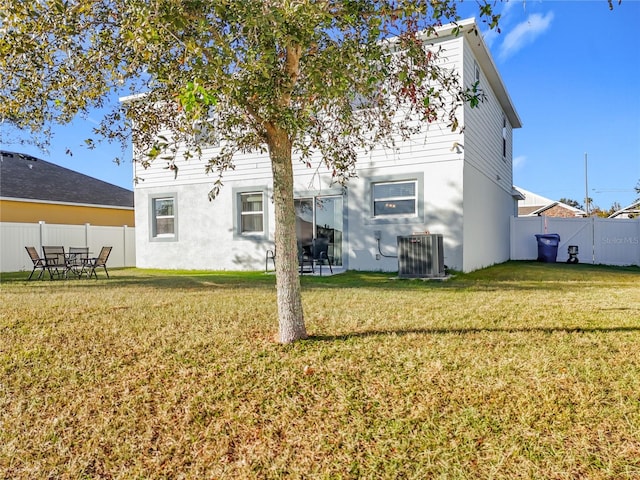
top-left (2, 261), bottom-right (638, 292)
top-left (309, 325), bottom-right (640, 342)
top-left (0, 269), bottom-right (278, 290)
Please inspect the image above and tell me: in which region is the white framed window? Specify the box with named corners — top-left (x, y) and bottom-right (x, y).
top-left (239, 192), bottom-right (264, 234)
top-left (372, 180), bottom-right (417, 217)
top-left (474, 60), bottom-right (481, 83)
top-left (151, 195), bottom-right (177, 241)
top-left (502, 115), bottom-right (507, 159)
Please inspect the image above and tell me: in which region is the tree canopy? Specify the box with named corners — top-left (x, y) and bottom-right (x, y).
top-left (2, 0), bottom-right (502, 342)
top-left (2, 1), bottom-right (491, 186)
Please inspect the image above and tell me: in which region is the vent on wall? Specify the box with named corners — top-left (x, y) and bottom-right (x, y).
top-left (397, 234), bottom-right (445, 278)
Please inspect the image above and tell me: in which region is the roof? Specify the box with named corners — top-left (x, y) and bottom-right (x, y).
top-left (518, 205), bottom-right (543, 216)
top-left (608, 200), bottom-right (640, 218)
top-left (514, 186), bottom-right (554, 207)
top-left (528, 201), bottom-right (586, 217)
top-left (0, 151), bottom-right (133, 208)
top-left (514, 186), bottom-right (586, 217)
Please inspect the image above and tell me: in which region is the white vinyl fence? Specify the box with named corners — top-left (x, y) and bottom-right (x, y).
top-left (1, 222), bottom-right (136, 273)
top-left (5, 218), bottom-right (636, 273)
top-left (511, 216), bottom-right (640, 266)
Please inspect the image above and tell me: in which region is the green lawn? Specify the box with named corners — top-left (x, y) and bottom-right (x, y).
top-left (1, 262), bottom-right (639, 479)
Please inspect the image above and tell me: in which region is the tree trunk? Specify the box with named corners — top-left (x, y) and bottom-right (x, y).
top-left (267, 126), bottom-right (307, 343)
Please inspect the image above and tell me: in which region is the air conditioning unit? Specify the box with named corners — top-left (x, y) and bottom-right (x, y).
top-left (397, 234), bottom-right (445, 278)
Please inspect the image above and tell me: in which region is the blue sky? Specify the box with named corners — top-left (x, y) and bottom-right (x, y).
top-left (464, 0), bottom-right (640, 210)
top-left (2, 0), bottom-right (639, 210)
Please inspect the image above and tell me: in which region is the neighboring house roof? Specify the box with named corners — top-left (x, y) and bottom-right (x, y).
top-left (518, 205), bottom-right (542, 216)
top-left (514, 186), bottom-right (586, 218)
top-left (608, 200), bottom-right (640, 219)
top-left (0, 150), bottom-right (133, 208)
top-left (528, 201), bottom-right (586, 218)
top-left (514, 187), bottom-right (554, 207)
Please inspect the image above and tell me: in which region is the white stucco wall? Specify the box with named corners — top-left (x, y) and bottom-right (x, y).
top-left (462, 165), bottom-right (513, 272)
top-left (134, 127), bottom-right (467, 272)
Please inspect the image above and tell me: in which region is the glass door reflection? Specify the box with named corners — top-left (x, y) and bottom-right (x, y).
top-left (294, 196), bottom-right (343, 266)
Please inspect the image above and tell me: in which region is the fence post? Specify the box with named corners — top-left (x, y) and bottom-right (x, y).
top-left (636, 219), bottom-right (640, 267)
top-left (38, 221), bottom-right (45, 252)
top-left (510, 216), bottom-right (515, 260)
top-left (123, 225), bottom-right (128, 267)
top-left (590, 217), bottom-right (596, 264)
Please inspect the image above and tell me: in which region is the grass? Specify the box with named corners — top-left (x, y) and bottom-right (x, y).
top-left (1, 262), bottom-right (639, 479)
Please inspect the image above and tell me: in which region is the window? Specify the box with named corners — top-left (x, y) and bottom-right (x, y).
top-left (372, 181), bottom-right (417, 217)
top-left (502, 115), bottom-right (507, 158)
top-left (151, 196), bottom-right (177, 240)
top-left (240, 192), bottom-right (264, 234)
top-left (233, 187), bottom-right (269, 239)
top-left (474, 60), bottom-right (481, 83)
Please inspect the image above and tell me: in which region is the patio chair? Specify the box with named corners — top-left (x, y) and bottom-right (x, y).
top-left (298, 238), bottom-right (333, 275)
top-left (265, 248), bottom-right (276, 273)
top-left (42, 246), bottom-right (69, 279)
top-left (81, 246), bottom-right (112, 279)
top-left (25, 246), bottom-right (46, 280)
top-left (311, 237), bottom-right (333, 275)
top-left (298, 242), bottom-right (314, 274)
top-left (68, 247), bottom-right (89, 277)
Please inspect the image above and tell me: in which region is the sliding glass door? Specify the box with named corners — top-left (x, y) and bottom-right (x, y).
top-left (294, 195), bottom-right (343, 266)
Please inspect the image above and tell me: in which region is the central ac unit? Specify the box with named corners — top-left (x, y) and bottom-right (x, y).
top-left (397, 234), bottom-right (445, 278)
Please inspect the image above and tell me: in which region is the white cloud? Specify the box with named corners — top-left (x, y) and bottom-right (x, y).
top-left (479, 1), bottom-right (525, 49)
top-left (498, 11), bottom-right (554, 61)
top-left (500, 0), bottom-right (520, 19)
top-left (513, 155), bottom-right (526, 169)
top-left (483, 28), bottom-right (499, 49)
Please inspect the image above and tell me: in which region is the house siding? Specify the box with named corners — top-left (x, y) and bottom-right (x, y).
top-left (459, 38), bottom-right (516, 272)
top-left (461, 40), bottom-right (514, 195)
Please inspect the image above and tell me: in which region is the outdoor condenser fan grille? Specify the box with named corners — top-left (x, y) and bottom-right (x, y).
top-left (397, 234), bottom-right (445, 278)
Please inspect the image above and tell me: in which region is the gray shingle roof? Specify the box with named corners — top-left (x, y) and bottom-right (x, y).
top-left (0, 151), bottom-right (133, 208)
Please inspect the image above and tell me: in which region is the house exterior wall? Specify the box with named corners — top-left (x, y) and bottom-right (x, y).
top-left (0, 198), bottom-right (134, 226)
top-left (458, 38), bottom-right (517, 272)
top-left (133, 126), bottom-right (467, 271)
top-left (133, 21), bottom-right (518, 273)
top-left (462, 166), bottom-right (513, 271)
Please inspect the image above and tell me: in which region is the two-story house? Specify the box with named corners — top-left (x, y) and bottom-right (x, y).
top-left (131, 18), bottom-right (522, 273)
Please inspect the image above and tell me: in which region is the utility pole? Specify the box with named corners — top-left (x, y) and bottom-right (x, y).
top-left (584, 152), bottom-right (589, 215)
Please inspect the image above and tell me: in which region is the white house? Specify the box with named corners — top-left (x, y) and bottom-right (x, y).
top-left (608, 200), bottom-right (640, 219)
top-left (132, 18), bottom-right (522, 273)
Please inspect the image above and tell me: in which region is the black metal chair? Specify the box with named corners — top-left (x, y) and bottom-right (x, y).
top-left (68, 247), bottom-right (89, 277)
top-left (81, 246), bottom-right (112, 279)
top-left (42, 246), bottom-right (69, 279)
top-left (311, 237), bottom-right (333, 275)
top-left (25, 246), bottom-right (46, 280)
top-left (265, 248), bottom-right (276, 273)
top-left (298, 242), bottom-right (314, 274)
top-left (298, 238), bottom-right (333, 275)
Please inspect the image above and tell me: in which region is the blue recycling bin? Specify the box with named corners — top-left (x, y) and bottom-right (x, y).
top-left (535, 234), bottom-right (561, 263)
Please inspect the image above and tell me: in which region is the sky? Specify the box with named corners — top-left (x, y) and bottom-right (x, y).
top-left (2, 0), bottom-right (639, 211)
